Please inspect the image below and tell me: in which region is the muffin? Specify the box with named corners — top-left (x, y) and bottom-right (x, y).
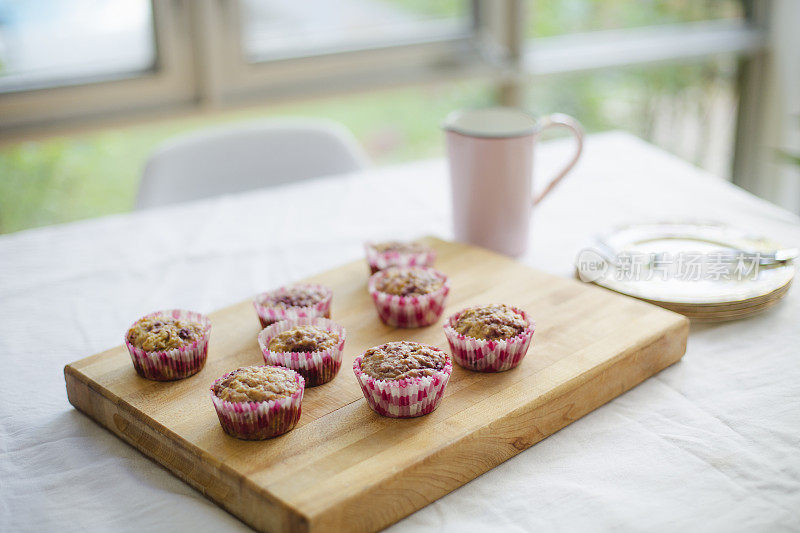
top-left (268, 326), bottom-right (339, 352)
top-left (258, 318), bottom-right (346, 387)
top-left (452, 304), bottom-right (527, 340)
top-left (125, 309), bottom-right (211, 381)
top-left (253, 283), bottom-right (332, 328)
top-left (443, 304), bottom-right (535, 372)
top-left (210, 365), bottom-right (304, 440)
top-left (365, 240), bottom-right (436, 274)
top-left (368, 267), bottom-right (450, 328)
top-left (353, 341), bottom-right (452, 418)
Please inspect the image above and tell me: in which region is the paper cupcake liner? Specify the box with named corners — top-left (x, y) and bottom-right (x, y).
top-left (210, 367), bottom-right (304, 440)
top-left (352, 351), bottom-right (452, 418)
top-left (365, 243), bottom-right (436, 274)
top-left (252, 284), bottom-right (332, 328)
top-left (257, 317), bottom-right (346, 387)
top-left (443, 306), bottom-right (535, 372)
top-left (367, 267), bottom-right (450, 328)
top-left (125, 309), bottom-right (211, 381)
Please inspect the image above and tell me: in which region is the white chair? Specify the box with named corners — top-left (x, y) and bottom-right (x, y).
top-left (136, 119), bottom-right (369, 209)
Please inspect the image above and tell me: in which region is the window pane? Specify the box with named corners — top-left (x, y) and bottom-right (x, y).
top-left (526, 57), bottom-right (739, 177)
top-left (527, 0), bottom-right (745, 38)
top-left (241, 0), bottom-right (470, 62)
top-left (0, 0), bottom-right (155, 92)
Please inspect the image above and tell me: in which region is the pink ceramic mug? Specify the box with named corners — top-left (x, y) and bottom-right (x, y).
top-left (443, 107), bottom-right (584, 256)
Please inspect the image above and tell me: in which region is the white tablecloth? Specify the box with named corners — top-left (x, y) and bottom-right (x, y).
top-left (1, 132), bottom-right (798, 532)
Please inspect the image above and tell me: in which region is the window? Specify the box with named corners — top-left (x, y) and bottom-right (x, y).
top-left (240, 0), bottom-right (470, 61)
top-left (526, 0), bottom-right (745, 38)
top-left (0, 1), bottom-right (764, 136)
top-left (2, 0), bottom-right (791, 233)
top-left (0, 0), bottom-right (191, 131)
top-left (0, 0), bottom-right (156, 92)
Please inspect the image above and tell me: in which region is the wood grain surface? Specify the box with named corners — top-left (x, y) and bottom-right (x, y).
top-left (65, 237), bottom-right (689, 532)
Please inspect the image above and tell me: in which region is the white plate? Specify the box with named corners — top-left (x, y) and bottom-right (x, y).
top-left (575, 222), bottom-right (796, 308)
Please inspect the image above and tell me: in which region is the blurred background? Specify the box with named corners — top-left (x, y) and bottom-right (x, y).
top-left (0, 0), bottom-right (798, 234)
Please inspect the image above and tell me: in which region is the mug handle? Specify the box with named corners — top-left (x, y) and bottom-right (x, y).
top-left (532, 113), bottom-right (584, 205)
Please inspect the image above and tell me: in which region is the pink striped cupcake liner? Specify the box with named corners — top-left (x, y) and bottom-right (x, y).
top-left (252, 284), bottom-right (332, 328)
top-left (210, 366), bottom-right (304, 440)
top-left (365, 242), bottom-right (436, 274)
top-left (367, 267), bottom-right (450, 328)
top-left (125, 309), bottom-right (211, 381)
top-left (257, 317), bottom-right (346, 387)
top-left (353, 349), bottom-right (452, 418)
top-left (443, 306), bottom-right (535, 372)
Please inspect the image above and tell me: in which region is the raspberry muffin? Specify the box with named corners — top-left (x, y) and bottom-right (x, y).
top-left (253, 283), bottom-right (332, 328)
top-left (365, 240), bottom-right (436, 274)
top-left (258, 318), bottom-right (346, 387)
top-left (353, 341), bottom-right (452, 418)
top-left (125, 309), bottom-right (211, 381)
top-left (444, 304), bottom-right (535, 372)
top-left (210, 365), bottom-right (304, 440)
top-left (368, 267), bottom-right (449, 328)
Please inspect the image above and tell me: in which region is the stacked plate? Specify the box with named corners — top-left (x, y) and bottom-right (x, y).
top-left (575, 222), bottom-right (797, 322)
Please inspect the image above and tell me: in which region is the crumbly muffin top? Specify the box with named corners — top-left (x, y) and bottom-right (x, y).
top-left (372, 241), bottom-right (429, 254)
top-left (267, 325), bottom-right (339, 353)
top-left (260, 285), bottom-right (327, 309)
top-left (127, 316), bottom-right (205, 352)
top-left (453, 304), bottom-right (528, 340)
top-left (213, 366), bottom-right (300, 403)
top-left (359, 341), bottom-right (447, 381)
top-left (374, 268), bottom-right (443, 297)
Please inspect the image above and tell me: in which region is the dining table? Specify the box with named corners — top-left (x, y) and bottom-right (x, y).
top-left (1, 131), bottom-right (798, 532)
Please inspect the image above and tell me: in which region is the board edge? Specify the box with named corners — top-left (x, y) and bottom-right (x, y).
top-left (64, 363), bottom-right (311, 533)
top-left (304, 313), bottom-right (689, 532)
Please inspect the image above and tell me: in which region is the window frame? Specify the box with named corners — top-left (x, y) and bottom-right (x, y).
top-left (191, 0), bottom-right (487, 106)
top-left (0, 0), bottom-right (196, 133)
top-left (0, 0), bottom-right (771, 152)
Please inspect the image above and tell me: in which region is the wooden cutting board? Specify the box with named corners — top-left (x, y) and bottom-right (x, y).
top-left (65, 237), bottom-right (688, 533)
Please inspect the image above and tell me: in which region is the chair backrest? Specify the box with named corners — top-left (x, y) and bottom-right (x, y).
top-left (136, 119), bottom-right (369, 209)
